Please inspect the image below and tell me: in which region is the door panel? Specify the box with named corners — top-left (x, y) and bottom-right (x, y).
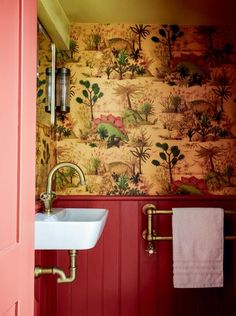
top-left (0, 0), bottom-right (19, 253)
top-left (3, 303), bottom-right (18, 316)
top-left (0, 0), bottom-right (36, 314)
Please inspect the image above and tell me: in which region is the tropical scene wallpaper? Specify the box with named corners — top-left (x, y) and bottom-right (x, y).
top-left (36, 23), bottom-right (236, 197)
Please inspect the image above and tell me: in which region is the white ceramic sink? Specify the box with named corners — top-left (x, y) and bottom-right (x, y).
top-left (35, 208), bottom-right (108, 250)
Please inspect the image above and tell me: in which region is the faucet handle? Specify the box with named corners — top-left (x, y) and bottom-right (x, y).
top-left (40, 191), bottom-right (56, 202)
top-left (40, 192), bottom-right (56, 214)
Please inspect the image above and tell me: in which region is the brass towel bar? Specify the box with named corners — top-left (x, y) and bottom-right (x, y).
top-left (142, 203), bottom-right (236, 242)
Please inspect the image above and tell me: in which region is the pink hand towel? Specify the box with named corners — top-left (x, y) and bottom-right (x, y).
top-left (172, 207), bottom-right (224, 288)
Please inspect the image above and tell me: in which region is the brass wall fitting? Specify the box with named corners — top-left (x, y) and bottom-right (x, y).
top-left (142, 203), bottom-right (236, 243)
top-left (35, 250), bottom-right (77, 283)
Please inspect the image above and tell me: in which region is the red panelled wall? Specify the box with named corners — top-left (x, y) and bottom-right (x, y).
top-left (35, 196), bottom-right (236, 316)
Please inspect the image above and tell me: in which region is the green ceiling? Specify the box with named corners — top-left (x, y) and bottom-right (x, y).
top-left (58, 0), bottom-right (235, 24)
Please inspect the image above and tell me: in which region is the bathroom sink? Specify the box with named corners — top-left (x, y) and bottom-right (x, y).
top-left (35, 208), bottom-right (108, 250)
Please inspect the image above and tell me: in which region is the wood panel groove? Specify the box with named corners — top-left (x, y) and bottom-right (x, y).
top-left (101, 235), bottom-right (105, 316)
top-left (117, 201), bottom-right (122, 316)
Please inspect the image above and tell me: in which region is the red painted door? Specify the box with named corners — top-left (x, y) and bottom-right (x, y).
top-left (0, 0), bottom-right (36, 314)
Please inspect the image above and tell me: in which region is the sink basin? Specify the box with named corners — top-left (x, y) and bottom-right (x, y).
top-left (35, 208), bottom-right (108, 250)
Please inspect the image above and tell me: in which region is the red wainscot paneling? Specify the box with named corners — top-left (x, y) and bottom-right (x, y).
top-left (53, 196), bottom-right (159, 316)
top-left (35, 249), bottom-right (58, 316)
top-left (37, 195), bottom-right (236, 316)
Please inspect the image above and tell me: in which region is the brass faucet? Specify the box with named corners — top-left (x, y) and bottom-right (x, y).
top-left (40, 162), bottom-right (86, 214)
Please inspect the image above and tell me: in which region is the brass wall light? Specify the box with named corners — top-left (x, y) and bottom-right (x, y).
top-left (45, 58), bottom-right (71, 123)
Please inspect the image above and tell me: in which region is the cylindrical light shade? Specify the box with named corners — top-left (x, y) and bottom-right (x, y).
top-left (56, 67), bottom-right (70, 113)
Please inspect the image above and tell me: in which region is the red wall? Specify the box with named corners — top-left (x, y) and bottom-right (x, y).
top-left (35, 196), bottom-right (236, 316)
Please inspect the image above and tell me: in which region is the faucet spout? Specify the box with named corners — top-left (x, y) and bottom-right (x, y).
top-left (40, 162), bottom-right (86, 214)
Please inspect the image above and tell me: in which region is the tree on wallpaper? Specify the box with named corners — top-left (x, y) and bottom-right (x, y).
top-left (195, 26), bottom-right (234, 66)
top-left (130, 48), bottom-right (141, 61)
top-left (139, 102), bottom-right (155, 122)
top-left (196, 26), bottom-right (218, 50)
top-left (152, 143), bottom-right (185, 185)
top-left (161, 92), bottom-right (185, 113)
top-left (177, 109), bottom-right (229, 143)
top-left (178, 114), bottom-right (195, 141)
top-left (69, 39), bottom-right (79, 59)
top-left (84, 32), bottom-right (102, 50)
top-left (114, 83), bottom-right (139, 109)
top-left (130, 130), bottom-right (151, 174)
top-left (195, 145), bottom-right (228, 191)
top-left (111, 47), bottom-right (146, 80)
top-left (195, 112), bottom-right (216, 142)
top-left (130, 24), bottom-right (151, 51)
top-left (212, 84), bottom-right (232, 112)
top-left (113, 50), bottom-right (131, 80)
top-left (196, 145), bottom-right (223, 172)
top-left (104, 64), bottom-right (113, 79)
top-left (76, 80), bottom-right (104, 121)
top-left (151, 25), bottom-right (184, 65)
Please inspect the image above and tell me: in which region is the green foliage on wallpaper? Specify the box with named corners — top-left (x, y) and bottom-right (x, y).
top-left (152, 143), bottom-right (185, 184)
top-left (76, 80), bottom-right (104, 121)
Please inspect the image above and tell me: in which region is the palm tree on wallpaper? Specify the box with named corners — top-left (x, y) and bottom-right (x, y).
top-left (114, 83), bottom-right (139, 109)
top-left (195, 145), bottom-right (223, 172)
top-left (195, 145), bottom-right (226, 191)
top-left (212, 85), bottom-right (232, 112)
top-left (130, 130), bottom-right (151, 174)
top-left (130, 24), bottom-right (151, 51)
top-left (151, 25), bottom-right (184, 65)
top-left (69, 39), bottom-right (79, 59)
top-left (214, 68), bottom-right (233, 111)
